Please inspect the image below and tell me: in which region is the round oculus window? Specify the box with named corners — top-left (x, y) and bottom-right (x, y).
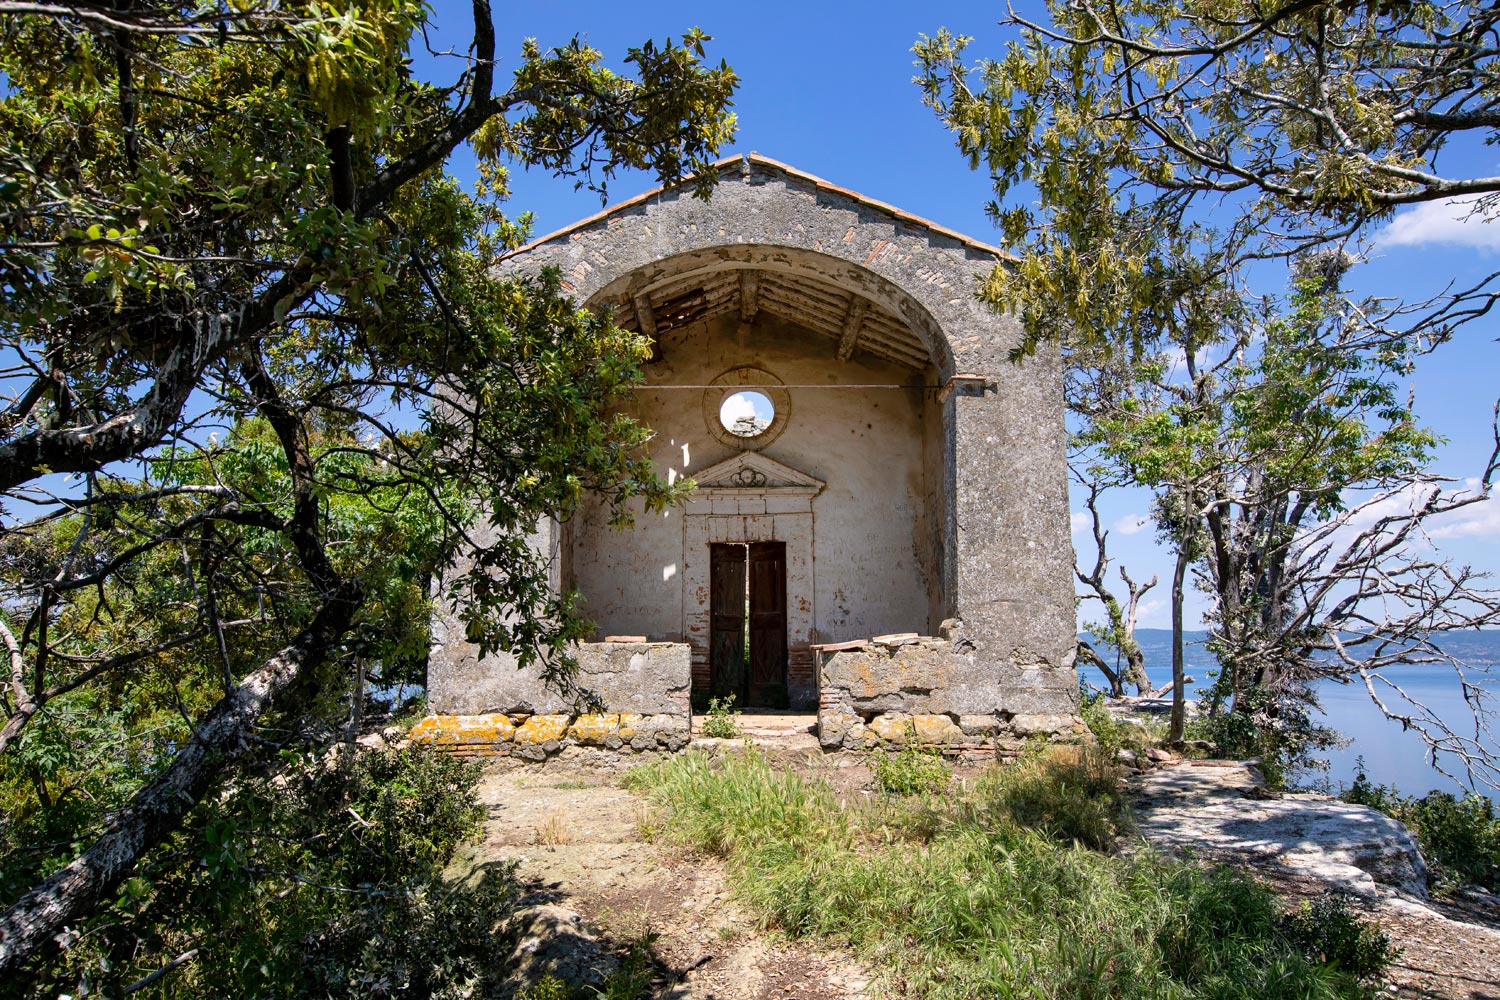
top-left (703, 367), bottom-right (789, 450)
top-left (718, 389), bottom-right (775, 438)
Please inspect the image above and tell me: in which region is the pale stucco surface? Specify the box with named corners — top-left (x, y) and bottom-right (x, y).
top-left (567, 312), bottom-right (938, 647)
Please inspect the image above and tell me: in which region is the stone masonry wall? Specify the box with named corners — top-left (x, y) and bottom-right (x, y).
top-left (409, 710), bottom-right (689, 759)
top-left (433, 154), bottom-right (1082, 727)
top-left (419, 641), bottom-right (691, 757)
top-left (816, 629), bottom-right (1087, 751)
top-left (431, 640), bottom-right (689, 717)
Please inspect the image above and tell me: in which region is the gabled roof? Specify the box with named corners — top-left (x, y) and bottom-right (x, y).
top-left (504, 152), bottom-right (1007, 262)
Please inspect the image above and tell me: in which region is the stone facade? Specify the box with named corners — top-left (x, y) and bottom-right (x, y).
top-left (423, 154), bottom-right (1079, 751)
top-left (429, 639), bottom-right (689, 718)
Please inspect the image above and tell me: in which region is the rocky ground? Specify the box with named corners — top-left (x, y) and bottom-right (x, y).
top-left (461, 718), bottom-right (1500, 1000)
top-left (466, 715), bottom-right (879, 999)
top-left (1130, 758), bottom-right (1500, 1000)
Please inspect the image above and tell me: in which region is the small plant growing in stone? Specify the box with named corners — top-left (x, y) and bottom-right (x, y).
top-left (517, 975), bottom-right (572, 1000)
top-left (594, 930), bottom-right (660, 1000)
top-left (873, 744), bottom-right (952, 796)
top-left (533, 814), bottom-right (572, 848)
top-left (701, 694), bottom-right (741, 739)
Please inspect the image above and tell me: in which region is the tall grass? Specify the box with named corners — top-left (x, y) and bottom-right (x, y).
top-left (629, 747), bottom-right (1383, 1000)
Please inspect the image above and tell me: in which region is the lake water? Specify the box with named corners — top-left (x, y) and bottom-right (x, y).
top-left (1078, 630), bottom-right (1499, 796)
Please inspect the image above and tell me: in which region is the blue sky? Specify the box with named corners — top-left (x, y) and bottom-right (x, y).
top-left (419, 0), bottom-right (1500, 630)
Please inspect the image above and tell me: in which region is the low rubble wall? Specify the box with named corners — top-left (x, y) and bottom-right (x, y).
top-left (409, 710), bottom-right (689, 759)
top-left (415, 640), bottom-right (691, 758)
top-left (816, 633), bottom-right (1087, 751)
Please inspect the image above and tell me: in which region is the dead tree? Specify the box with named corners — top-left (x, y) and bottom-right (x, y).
top-left (1074, 474), bottom-right (1157, 696)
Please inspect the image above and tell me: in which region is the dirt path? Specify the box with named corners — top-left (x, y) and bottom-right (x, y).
top-left (468, 757), bottom-right (874, 1000)
top-left (465, 746), bottom-right (1499, 1000)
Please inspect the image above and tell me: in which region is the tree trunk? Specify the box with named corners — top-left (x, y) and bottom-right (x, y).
top-left (1169, 544), bottom-right (1190, 744)
top-left (0, 587), bottom-right (360, 976)
top-left (1076, 639), bottom-right (1121, 695)
top-left (1125, 645), bottom-right (1151, 697)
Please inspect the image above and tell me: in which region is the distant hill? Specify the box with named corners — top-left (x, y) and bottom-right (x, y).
top-left (1079, 627), bottom-right (1500, 674)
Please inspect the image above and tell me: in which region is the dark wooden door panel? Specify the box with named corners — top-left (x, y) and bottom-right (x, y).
top-left (747, 542), bottom-right (788, 708)
top-left (709, 544), bottom-right (747, 701)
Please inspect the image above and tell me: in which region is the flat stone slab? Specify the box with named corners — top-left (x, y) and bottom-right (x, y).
top-left (1131, 760), bottom-right (1429, 898)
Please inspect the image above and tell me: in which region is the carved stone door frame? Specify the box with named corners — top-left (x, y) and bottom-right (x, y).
top-left (682, 453), bottom-right (823, 710)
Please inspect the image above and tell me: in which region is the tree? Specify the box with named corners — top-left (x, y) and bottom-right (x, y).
top-left (1073, 471), bottom-right (1157, 698)
top-left (915, 1), bottom-right (1500, 360)
top-left (1072, 260), bottom-right (1498, 777)
top-left (0, 0), bottom-right (737, 983)
top-left (917, 3), bottom-right (1500, 785)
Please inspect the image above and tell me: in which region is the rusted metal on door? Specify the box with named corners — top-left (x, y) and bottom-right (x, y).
top-left (709, 543), bottom-right (747, 701)
top-left (747, 542), bottom-right (789, 708)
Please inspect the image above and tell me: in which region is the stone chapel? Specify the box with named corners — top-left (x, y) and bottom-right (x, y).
top-left (415, 154), bottom-right (1081, 756)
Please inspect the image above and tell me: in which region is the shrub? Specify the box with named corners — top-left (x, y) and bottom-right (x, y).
top-left (1342, 769), bottom-right (1500, 892)
top-left (632, 746), bottom-right (1380, 1000)
top-left (1187, 686), bottom-right (1344, 790)
top-left (872, 745), bottom-right (952, 797)
top-left (1280, 892), bottom-right (1397, 981)
top-left (700, 694), bottom-right (741, 739)
top-left (6, 743), bottom-right (516, 999)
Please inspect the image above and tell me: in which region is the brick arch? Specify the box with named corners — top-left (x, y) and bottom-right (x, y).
top-left (499, 154), bottom-right (1022, 381)
top-left (584, 245), bottom-right (954, 378)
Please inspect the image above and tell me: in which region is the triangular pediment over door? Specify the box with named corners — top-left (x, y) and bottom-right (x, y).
top-left (689, 452), bottom-right (825, 498)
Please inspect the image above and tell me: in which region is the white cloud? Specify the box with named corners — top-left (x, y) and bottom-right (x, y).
top-left (719, 392), bottom-right (757, 425)
top-left (1378, 197), bottom-right (1500, 252)
top-left (1426, 486), bottom-right (1500, 540)
top-left (1070, 511), bottom-right (1091, 536)
top-left (1113, 512), bottom-right (1150, 536)
top-left (1305, 478), bottom-right (1497, 558)
top-left (1135, 598), bottom-right (1166, 624)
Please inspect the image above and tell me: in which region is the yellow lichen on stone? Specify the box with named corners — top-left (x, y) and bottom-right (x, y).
top-left (912, 714), bottom-right (963, 744)
top-left (867, 712), bottom-right (912, 744)
top-left (616, 712), bottom-right (643, 738)
top-left (515, 714), bottom-right (570, 745)
top-left (409, 713), bottom-right (515, 746)
top-left (567, 713), bottom-right (620, 745)
top-left (408, 716), bottom-right (449, 744)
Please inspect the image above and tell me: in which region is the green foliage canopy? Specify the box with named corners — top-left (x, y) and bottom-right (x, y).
top-left (0, 0), bottom-right (738, 982)
top-left (915, 1), bottom-right (1500, 358)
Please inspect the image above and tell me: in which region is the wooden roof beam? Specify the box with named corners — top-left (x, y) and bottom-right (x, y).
top-left (739, 269), bottom-right (760, 323)
top-left (836, 297), bottom-right (868, 361)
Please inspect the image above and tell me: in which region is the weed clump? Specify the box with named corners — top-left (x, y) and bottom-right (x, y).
top-left (700, 694), bottom-right (741, 739)
top-left (872, 745), bottom-right (951, 797)
top-left (968, 745), bottom-right (1121, 850)
top-left (1280, 892), bottom-right (1398, 979)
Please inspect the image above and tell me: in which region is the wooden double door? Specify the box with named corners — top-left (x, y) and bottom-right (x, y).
top-left (709, 542), bottom-right (788, 708)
